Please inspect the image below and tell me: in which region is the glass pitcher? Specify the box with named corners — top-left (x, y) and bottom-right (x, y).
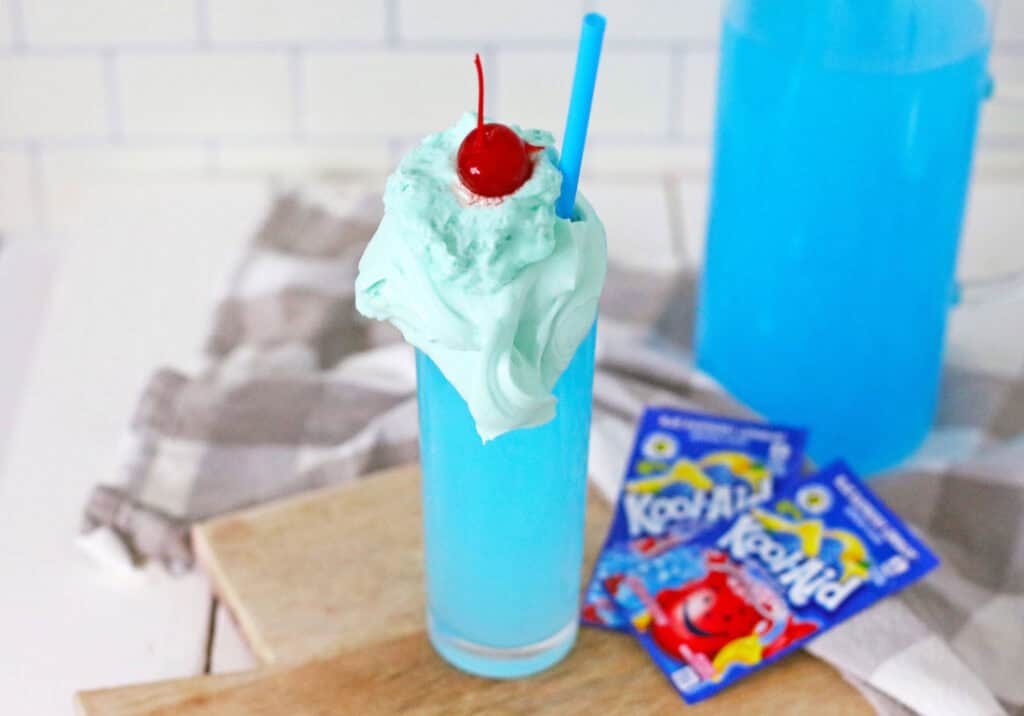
top-left (696, 0), bottom-right (1005, 474)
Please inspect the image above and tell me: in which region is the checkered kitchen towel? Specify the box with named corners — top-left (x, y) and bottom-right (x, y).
top-left (81, 187), bottom-right (1022, 716)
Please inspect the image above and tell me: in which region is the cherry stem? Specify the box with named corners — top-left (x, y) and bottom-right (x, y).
top-left (474, 53), bottom-right (484, 131)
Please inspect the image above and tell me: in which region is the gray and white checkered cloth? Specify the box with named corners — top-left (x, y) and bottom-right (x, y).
top-left (81, 188), bottom-right (1022, 716)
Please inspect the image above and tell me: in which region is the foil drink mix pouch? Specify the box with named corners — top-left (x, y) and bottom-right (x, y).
top-left (602, 461), bottom-right (940, 704)
top-left (581, 407), bottom-right (807, 630)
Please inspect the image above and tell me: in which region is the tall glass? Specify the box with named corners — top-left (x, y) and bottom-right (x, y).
top-left (696, 0), bottom-right (995, 475)
top-left (416, 326), bottom-right (596, 678)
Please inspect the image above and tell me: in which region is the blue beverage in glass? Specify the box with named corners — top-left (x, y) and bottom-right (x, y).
top-left (416, 326), bottom-right (596, 678)
top-left (696, 0), bottom-right (994, 474)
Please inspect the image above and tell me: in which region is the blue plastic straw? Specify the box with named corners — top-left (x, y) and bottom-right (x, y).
top-left (556, 13), bottom-right (606, 220)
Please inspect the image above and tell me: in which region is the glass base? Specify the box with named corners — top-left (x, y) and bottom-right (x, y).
top-left (427, 612), bottom-right (578, 679)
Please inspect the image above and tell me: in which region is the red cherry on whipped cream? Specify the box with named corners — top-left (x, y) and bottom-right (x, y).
top-left (457, 54), bottom-right (544, 198)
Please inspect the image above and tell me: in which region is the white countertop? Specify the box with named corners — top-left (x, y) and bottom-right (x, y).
top-left (1, 168), bottom-right (1023, 714)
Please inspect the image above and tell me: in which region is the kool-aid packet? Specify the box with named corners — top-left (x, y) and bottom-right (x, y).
top-left (603, 461), bottom-right (939, 704)
top-left (581, 407), bottom-right (806, 630)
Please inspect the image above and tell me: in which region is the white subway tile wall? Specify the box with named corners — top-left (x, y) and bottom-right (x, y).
top-left (0, 149), bottom-right (39, 237)
top-left (40, 146), bottom-right (211, 180)
top-left (680, 50), bottom-right (718, 139)
top-left (591, 0), bottom-right (722, 43)
top-left (304, 52), bottom-right (468, 135)
top-left (0, 0), bottom-right (13, 49)
top-left (0, 56), bottom-right (107, 138)
top-left (497, 50), bottom-right (576, 133)
top-left (207, 0), bottom-right (387, 46)
top-left (502, 50), bottom-right (672, 137)
top-left (583, 179), bottom-right (681, 271)
top-left (118, 54), bottom-right (292, 137)
top-left (213, 142), bottom-right (391, 174)
top-left (21, 0), bottom-right (196, 48)
top-left (0, 0), bottom-right (1021, 240)
top-left (398, 0), bottom-right (581, 42)
top-left (981, 54), bottom-right (1024, 140)
top-left (996, 0), bottom-right (1024, 47)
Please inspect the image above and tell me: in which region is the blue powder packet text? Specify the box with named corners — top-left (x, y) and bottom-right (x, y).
top-left (602, 461), bottom-right (939, 703)
top-left (581, 407), bottom-right (806, 630)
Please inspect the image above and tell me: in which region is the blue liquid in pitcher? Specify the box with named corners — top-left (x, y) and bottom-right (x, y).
top-left (697, 1), bottom-right (991, 474)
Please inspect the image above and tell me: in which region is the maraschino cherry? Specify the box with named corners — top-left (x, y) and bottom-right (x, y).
top-left (457, 54), bottom-right (544, 198)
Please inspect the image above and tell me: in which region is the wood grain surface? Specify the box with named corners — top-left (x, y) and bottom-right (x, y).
top-left (77, 464), bottom-right (871, 715)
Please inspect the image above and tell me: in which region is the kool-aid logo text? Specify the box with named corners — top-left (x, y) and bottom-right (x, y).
top-left (624, 481), bottom-right (772, 538)
top-left (716, 514), bottom-right (863, 611)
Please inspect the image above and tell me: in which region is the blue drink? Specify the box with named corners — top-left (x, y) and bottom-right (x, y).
top-left (697, 0), bottom-right (993, 474)
top-left (417, 326), bottom-right (596, 678)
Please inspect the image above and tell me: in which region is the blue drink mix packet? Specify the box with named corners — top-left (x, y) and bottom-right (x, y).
top-left (602, 461), bottom-right (940, 704)
top-left (581, 407), bottom-right (807, 630)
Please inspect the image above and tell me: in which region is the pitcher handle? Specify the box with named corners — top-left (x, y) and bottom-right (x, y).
top-left (955, 270), bottom-right (1024, 307)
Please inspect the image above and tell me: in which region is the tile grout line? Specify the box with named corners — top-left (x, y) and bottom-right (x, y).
top-left (0, 34), bottom-right (929, 56)
top-left (103, 49), bottom-right (122, 142)
top-left (666, 43), bottom-right (686, 141)
top-left (195, 0), bottom-right (210, 49)
top-left (662, 174), bottom-right (689, 268)
top-left (289, 47), bottom-right (306, 141)
top-left (482, 45), bottom-right (499, 118)
top-left (26, 141), bottom-right (49, 240)
top-left (0, 39), bottom-right (772, 55)
top-left (7, 0), bottom-right (25, 52)
top-left (385, 0), bottom-right (400, 48)
top-left (204, 139), bottom-right (220, 174)
top-left (387, 137), bottom-right (405, 167)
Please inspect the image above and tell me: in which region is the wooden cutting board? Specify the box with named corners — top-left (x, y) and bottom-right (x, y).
top-left (76, 464), bottom-right (871, 715)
